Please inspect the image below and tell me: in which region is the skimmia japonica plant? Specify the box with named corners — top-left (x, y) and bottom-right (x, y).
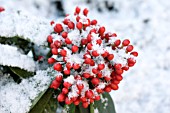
top-left (47, 6), bottom-right (138, 112)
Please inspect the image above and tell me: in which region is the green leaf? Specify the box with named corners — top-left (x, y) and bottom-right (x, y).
top-left (9, 67), bottom-right (34, 78)
top-left (78, 103), bottom-right (90, 113)
top-left (90, 104), bottom-right (94, 113)
top-left (68, 104), bottom-right (76, 113)
top-left (29, 88), bottom-right (54, 113)
top-left (94, 92), bottom-right (116, 113)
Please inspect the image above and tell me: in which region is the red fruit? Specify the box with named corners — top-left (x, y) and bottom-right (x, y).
top-left (62, 32), bottom-right (68, 38)
top-left (89, 29), bottom-right (97, 34)
top-left (54, 40), bottom-right (61, 48)
top-left (66, 62), bottom-right (72, 69)
top-left (83, 8), bottom-right (89, 16)
top-left (0, 7), bottom-right (5, 12)
top-left (62, 88), bottom-right (69, 94)
top-left (96, 39), bottom-right (102, 45)
top-left (122, 66), bottom-right (129, 71)
top-left (74, 99), bottom-right (80, 105)
top-left (60, 49), bottom-right (67, 57)
top-left (87, 43), bottom-right (93, 50)
top-left (55, 75), bottom-right (63, 82)
top-left (50, 20), bottom-right (55, 25)
top-left (127, 58), bottom-right (136, 67)
top-left (82, 102), bottom-right (89, 108)
top-left (77, 84), bottom-right (84, 90)
top-left (65, 37), bottom-right (72, 44)
top-left (65, 97), bottom-right (72, 105)
top-left (87, 34), bottom-right (92, 42)
top-left (112, 33), bottom-right (117, 37)
top-left (76, 22), bottom-right (83, 30)
top-left (81, 38), bottom-right (88, 45)
top-left (64, 69), bottom-right (70, 75)
top-left (122, 39), bottom-right (130, 46)
top-left (90, 98), bottom-right (94, 103)
top-left (114, 63), bottom-right (122, 70)
top-left (68, 21), bottom-right (75, 29)
top-left (130, 51), bottom-right (138, 57)
top-left (84, 58), bottom-right (92, 64)
top-left (52, 48), bottom-right (58, 55)
top-left (76, 16), bottom-right (80, 22)
top-left (111, 80), bottom-right (120, 84)
top-left (98, 64), bottom-right (105, 70)
top-left (91, 19), bottom-right (97, 25)
top-left (115, 69), bottom-right (123, 75)
top-left (63, 18), bottom-right (70, 25)
top-left (85, 90), bottom-right (93, 98)
top-left (107, 54), bottom-right (114, 60)
top-left (102, 51), bottom-right (109, 58)
top-left (54, 63), bottom-right (62, 71)
top-left (110, 84), bottom-right (119, 90)
top-left (73, 63), bottom-right (80, 70)
top-left (91, 78), bottom-right (100, 85)
top-left (63, 82), bottom-right (72, 88)
top-left (80, 97), bottom-right (87, 102)
top-left (104, 76), bottom-right (111, 81)
top-left (48, 58), bottom-right (56, 64)
top-left (97, 72), bottom-right (103, 78)
top-left (50, 43), bottom-right (56, 48)
top-left (47, 35), bottom-right (53, 43)
top-left (95, 95), bottom-right (100, 101)
top-left (98, 27), bottom-right (105, 35)
top-left (126, 45), bottom-right (134, 52)
top-left (54, 24), bottom-right (63, 33)
top-left (72, 45), bottom-right (79, 53)
top-left (75, 7), bottom-right (81, 14)
top-left (104, 86), bottom-right (111, 92)
top-left (83, 73), bottom-right (90, 78)
top-left (116, 75), bottom-right (123, 81)
top-left (57, 93), bottom-right (66, 102)
top-left (90, 60), bottom-right (95, 66)
top-left (92, 68), bottom-right (98, 74)
top-left (96, 88), bottom-right (103, 93)
top-left (50, 80), bottom-right (60, 89)
top-left (92, 50), bottom-right (99, 57)
top-left (114, 39), bottom-right (121, 47)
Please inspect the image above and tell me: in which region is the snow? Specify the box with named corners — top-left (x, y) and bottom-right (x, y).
top-left (0, 9), bottom-right (53, 46)
top-left (0, 44), bottom-right (35, 72)
top-left (0, 68), bottom-right (54, 113)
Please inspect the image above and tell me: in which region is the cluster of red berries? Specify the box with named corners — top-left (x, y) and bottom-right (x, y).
top-left (47, 7), bottom-right (138, 108)
top-left (0, 6), bottom-right (5, 12)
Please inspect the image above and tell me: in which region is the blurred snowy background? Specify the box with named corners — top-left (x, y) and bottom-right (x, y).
top-left (0, 0), bottom-right (170, 113)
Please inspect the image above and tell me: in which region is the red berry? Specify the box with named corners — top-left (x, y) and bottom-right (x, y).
top-left (95, 95), bottom-right (100, 101)
top-left (81, 38), bottom-right (88, 45)
top-left (50, 80), bottom-right (60, 89)
top-left (110, 84), bottom-right (119, 90)
top-left (64, 69), bottom-right (70, 75)
top-left (48, 58), bottom-right (56, 64)
top-left (50, 43), bottom-right (56, 48)
top-left (114, 39), bottom-right (121, 47)
top-left (73, 63), bottom-right (80, 70)
top-left (116, 75), bottom-right (123, 81)
top-left (62, 88), bottom-right (69, 94)
top-left (50, 20), bottom-right (55, 25)
top-left (75, 7), bottom-right (81, 14)
top-left (63, 18), bottom-right (70, 25)
top-left (87, 34), bottom-right (92, 42)
top-left (92, 50), bottom-right (99, 57)
top-left (104, 86), bottom-right (111, 92)
top-left (96, 88), bottom-right (103, 93)
top-left (96, 39), bottom-right (102, 45)
top-left (91, 19), bottom-right (97, 25)
top-left (122, 39), bottom-right (130, 46)
top-left (104, 76), bottom-right (111, 81)
top-left (83, 73), bottom-right (90, 78)
top-left (98, 26), bottom-right (105, 35)
top-left (55, 75), bottom-right (63, 82)
top-left (82, 102), bottom-right (89, 108)
top-left (85, 90), bottom-right (93, 98)
top-left (115, 69), bottom-right (123, 75)
top-left (91, 78), bottom-right (100, 85)
top-left (97, 72), bottom-right (103, 78)
top-left (126, 45), bottom-right (134, 52)
top-left (112, 33), bottom-right (117, 37)
top-left (57, 93), bottom-right (66, 102)
top-left (127, 58), bottom-right (136, 67)
top-left (90, 60), bottom-right (95, 66)
top-left (63, 82), bottom-right (72, 88)
top-left (54, 24), bottom-right (63, 33)
top-left (83, 8), bottom-right (89, 16)
top-left (77, 84), bottom-right (84, 90)
top-left (102, 51), bottom-right (109, 58)
top-left (54, 40), bottom-right (61, 48)
top-left (98, 64), bottom-right (105, 70)
top-left (0, 7), bottom-right (5, 12)
top-left (107, 54), bottom-right (114, 60)
top-left (72, 45), bottom-right (79, 53)
top-left (65, 38), bottom-right (72, 44)
top-left (74, 99), bottom-right (80, 105)
top-left (114, 63), bottom-right (122, 69)
top-left (130, 51), bottom-right (138, 57)
top-left (122, 66), bottom-right (129, 71)
top-left (76, 16), bottom-right (80, 22)
top-left (84, 58), bottom-right (92, 64)
top-left (68, 21), bottom-right (75, 29)
top-left (76, 22), bottom-right (83, 30)
top-left (65, 97), bottom-right (72, 105)
top-left (66, 62), bottom-right (72, 69)
top-left (87, 43), bottom-right (93, 50)
top-left (80, 97), bottom-right (87, 102)
top-left (92, 68), bottom-right (98, 74)
top-left (54, 63), bottom-right (62, 71)
top-left (62, 32), bottom-right (68, 38)
top-left (47, 35), bottom-right (53, 43)
top-left (60, 49), bottom-right (67, 57)
top-left (51, 48), bottom-right (58, 55)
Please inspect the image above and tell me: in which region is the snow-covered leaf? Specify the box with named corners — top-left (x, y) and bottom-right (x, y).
top-left (94, 92), bottom-right (116, 113)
